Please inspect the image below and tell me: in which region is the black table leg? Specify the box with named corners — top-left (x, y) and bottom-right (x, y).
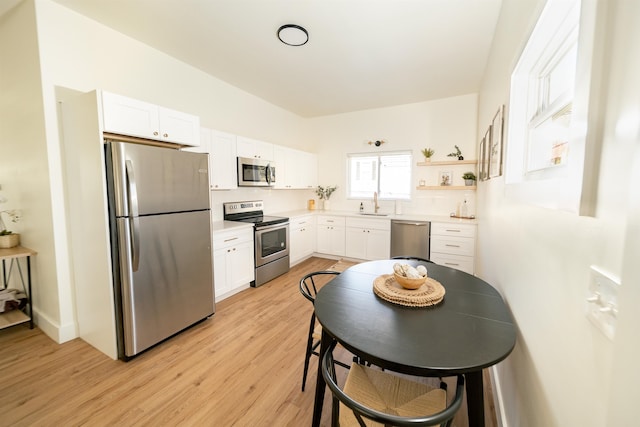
top-left (27, 256), bottom-right (33, 329)
top-left (311, 329), bottom-right (333, 427)
top-left (466, 370), bottom-right (485, 427)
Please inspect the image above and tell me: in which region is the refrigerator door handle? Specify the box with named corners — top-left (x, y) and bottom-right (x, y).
top-left (126, 160), bottom-right (141, 272)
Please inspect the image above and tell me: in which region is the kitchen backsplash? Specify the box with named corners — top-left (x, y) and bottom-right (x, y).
top-left (210, 187), bottom-right (476, 221)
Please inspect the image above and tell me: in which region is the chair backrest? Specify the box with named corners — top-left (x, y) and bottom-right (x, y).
top-left (299, 270), bottom-right (340, 304)
top-left (322, 343), bottom-right (465, 427)
top-left (391, 256), bottom-right (434, 263)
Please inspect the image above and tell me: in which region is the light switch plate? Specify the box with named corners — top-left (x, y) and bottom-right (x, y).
top-left (585, 265), bottom-right (621, 341)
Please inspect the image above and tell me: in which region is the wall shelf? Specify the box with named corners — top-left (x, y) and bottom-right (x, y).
top-left (417, 160), bottom-right (477, 166)
top-left (416, 185), bottom-right (476, 191)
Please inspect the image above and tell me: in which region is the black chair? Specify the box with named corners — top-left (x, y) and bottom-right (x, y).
top-left (299, 270), bottom-right (350, 391)
top-left (392, 256), bottom-right (434, 263)
top-left (322, 342), bottom-right (465, 427)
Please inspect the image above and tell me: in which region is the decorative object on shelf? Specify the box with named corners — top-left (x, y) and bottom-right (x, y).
top-left (479, 126), bottom-right (491, 181)
top-left (316, 185), bottom-right (337, 210)
top-left (447, 145), bottom-right (464, 160)
top-left (420, 148), bottom-right (435, 162)
top-left (462, 172), bottom-right (477, 186)
top-left (0, 232), bottom-right (20, 249)
top-left (438, 171), bottom-right (452, 186)
top-left (367, 140), bottom-right (386, 147)
top-left (0, 195), bottom-right (21, 249)
top-left (489, 105), bottom-right (504, 178)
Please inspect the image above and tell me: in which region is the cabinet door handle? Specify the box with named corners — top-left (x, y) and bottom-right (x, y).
top-left (446, 229), bottom-right (461, 232)
top-left (445, 244), bottom-right (460, 248)
top-left (444, 262), bottom-right (460, 266)
top-left (224, 237), bottom-right (238, 242)
top-left (153, 131), bottom-right (159, 136)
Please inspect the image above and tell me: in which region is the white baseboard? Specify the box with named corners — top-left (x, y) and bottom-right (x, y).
top-left (33, 308), bottom-right (78, 344)
top-left (489, 365), bottom-right (509, 427)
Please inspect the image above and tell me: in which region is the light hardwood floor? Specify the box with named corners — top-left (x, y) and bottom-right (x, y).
top-left (0, 257), bottom-right (496, 427)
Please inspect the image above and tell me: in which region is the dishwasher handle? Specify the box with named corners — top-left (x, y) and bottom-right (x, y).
top-left (392, 221), bottom-right (429, 226)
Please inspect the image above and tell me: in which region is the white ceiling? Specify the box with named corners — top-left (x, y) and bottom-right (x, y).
top-left (45, 0), bottom-right (500, 117)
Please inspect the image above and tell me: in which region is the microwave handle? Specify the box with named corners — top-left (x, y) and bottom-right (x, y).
top-left (266, 163), bottom-right (273, 185)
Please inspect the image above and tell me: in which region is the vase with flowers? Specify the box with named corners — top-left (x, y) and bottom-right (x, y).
top-left (316, 185), bottom-right (337, 210)
top-left (0, 195), bottom-right (21, 249)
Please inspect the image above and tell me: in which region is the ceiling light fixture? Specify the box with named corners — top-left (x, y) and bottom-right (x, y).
top-left (277, 24), bottom-right (309, 46)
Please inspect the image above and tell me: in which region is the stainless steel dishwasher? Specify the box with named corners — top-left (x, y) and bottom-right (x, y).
top-left (390, 220), bottom-right (430, 259)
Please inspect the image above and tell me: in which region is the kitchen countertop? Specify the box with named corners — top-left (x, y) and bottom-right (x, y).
top-left (273, 209), bottom-right (478, 225)
top-left (212, 220), bottom-right (254, 233)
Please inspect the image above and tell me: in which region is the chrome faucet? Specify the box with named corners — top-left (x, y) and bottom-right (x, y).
top-left (373, 192), bottom-right (380, 213)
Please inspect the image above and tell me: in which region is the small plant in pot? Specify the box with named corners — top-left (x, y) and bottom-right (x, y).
top-left (462, 172), bottom-right (477, 186)
top-left (0, 208), bottom-right (21, 249)
top-left (421, 148), bottom-right (435, 162)
top-left (316, 185), bottom-right (338, 210)
top-left (447, 145), bottom-right (464, 160)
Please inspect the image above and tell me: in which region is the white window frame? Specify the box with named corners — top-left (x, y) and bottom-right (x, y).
top-left (504, 0), bottom-right (604, 215)
top-left (347, 151), bottom-right (412, 201)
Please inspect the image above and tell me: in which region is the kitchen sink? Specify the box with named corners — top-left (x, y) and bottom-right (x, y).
top-left (358, 212), bottom-right (389, 217)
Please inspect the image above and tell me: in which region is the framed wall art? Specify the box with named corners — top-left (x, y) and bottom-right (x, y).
top-left (438, 170), bottom-right (452, 186)
top-left (489, 105), bottom-right (504, 178)
top-left (479, 126), bottom-right (491, 181)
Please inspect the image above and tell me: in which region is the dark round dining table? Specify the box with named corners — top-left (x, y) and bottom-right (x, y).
top-left (311, 259), bottom-right (516, 427)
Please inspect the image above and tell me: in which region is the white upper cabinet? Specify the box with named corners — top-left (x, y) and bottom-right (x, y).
top-left (299, 150), bottom-right (318, 189)
top-left (236, 136), bottom-right (274, 160)
top-left (273, 145), bottom-right (318, 189)
top-left (209, 129), bottom-right (238, 190)
top-left (157, 106), bottom-right (201, 146)
top-left (186, 128), bottom-right (237, 190)
top-left (101, 91), bottom-right (200, 146)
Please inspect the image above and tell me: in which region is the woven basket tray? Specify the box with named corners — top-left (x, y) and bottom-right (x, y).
top-left (373, 274), bottom-right (445, 307)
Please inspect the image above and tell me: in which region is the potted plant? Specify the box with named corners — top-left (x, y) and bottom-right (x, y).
top-left (462, 172), bottom-right (477, 186)
top-left (0, 208), bottom-right (21, 249)
top-left (421, 148), bottom-right (435, 162)
top-left (447, 145), bottom-right (464, 160)
top-left (316, 185), bottom-right (338, 210)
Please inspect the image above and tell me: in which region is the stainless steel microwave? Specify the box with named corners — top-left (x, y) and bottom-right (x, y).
top-left (237, 157), bottom-right (276, 187)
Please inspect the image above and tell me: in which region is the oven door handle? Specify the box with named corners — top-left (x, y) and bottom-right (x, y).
top-left (255, 221), bottom-right (289, 232)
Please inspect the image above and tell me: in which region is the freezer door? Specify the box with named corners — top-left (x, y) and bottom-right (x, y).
top-left (117, 210), bottom-right (214, 357)
top-left (109, 140), bottom-right (209, 216)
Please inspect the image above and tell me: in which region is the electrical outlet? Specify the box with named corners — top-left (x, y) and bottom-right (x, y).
top-left (585, 265), bottom-right (621, 341)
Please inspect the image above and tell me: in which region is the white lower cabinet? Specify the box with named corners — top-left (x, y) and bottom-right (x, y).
top-left (345, 217), bottom-right (390, 261)
top-left (290, 215), bottom-right (316, 265)
top-left (316, 215), bottom-right (345, 257)
top-left (213, 227), bottom-right (255, 301)
top-left (429, 222), bottom-right (476, 275)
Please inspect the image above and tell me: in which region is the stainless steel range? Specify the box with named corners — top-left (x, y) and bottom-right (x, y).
top-left (223, 200), bottom-right (289, 287)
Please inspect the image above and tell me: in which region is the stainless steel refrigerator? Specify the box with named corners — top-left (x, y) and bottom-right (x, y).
top-left (105, 140), bottom-right (215, 359)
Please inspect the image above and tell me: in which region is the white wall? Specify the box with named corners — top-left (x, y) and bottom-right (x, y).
top-left (477, 0), bottom-right (639, 425)
top-left (307, 94), bottom-right (479, 216)
top-left (0, 0), bottom-right (68, 341)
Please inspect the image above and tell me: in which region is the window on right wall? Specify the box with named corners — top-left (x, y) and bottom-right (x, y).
top-left (505, 0), bottom-right (604, 215)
